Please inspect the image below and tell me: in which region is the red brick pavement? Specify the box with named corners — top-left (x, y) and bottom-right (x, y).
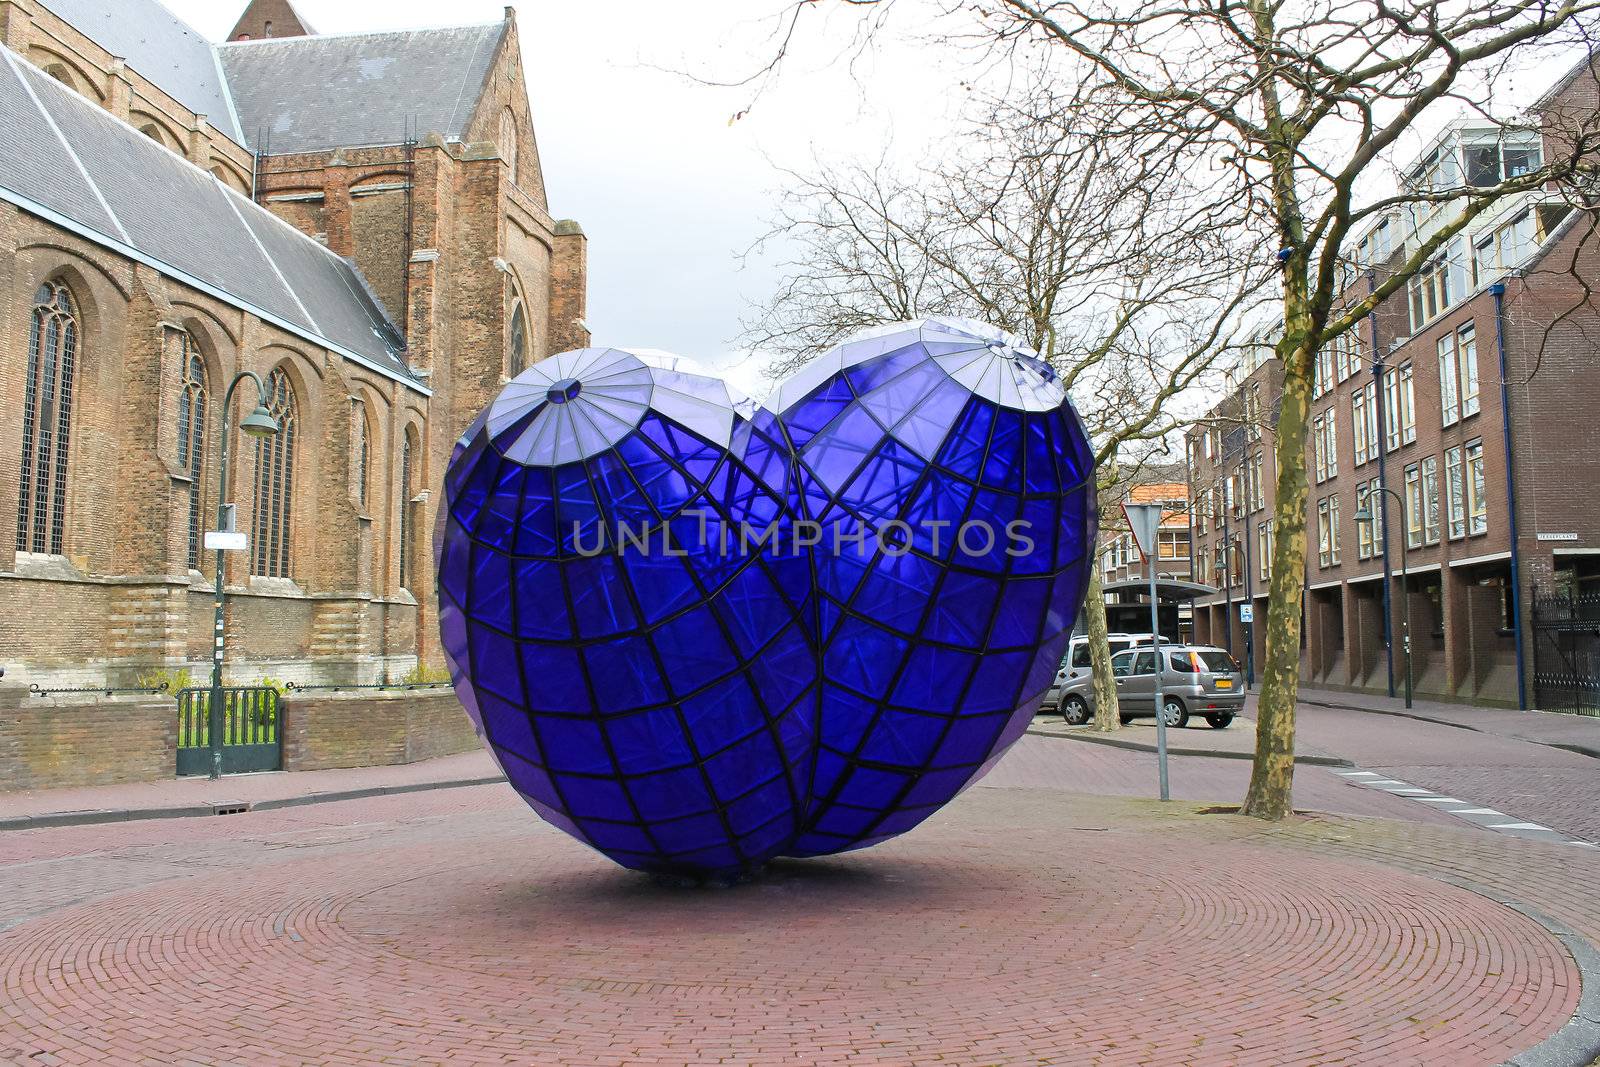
top-left (1, 738), bottom-right (1592, 1066)
top-left (1292, 703), bottom-right (1600, 841)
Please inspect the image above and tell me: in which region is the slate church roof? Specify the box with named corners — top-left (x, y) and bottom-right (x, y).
top-left (218, 24), bottom-right (507, 153)
top-left (0, 44), bottom-right (419, 389)
top-left (35, 0), bottom-right (245, 143)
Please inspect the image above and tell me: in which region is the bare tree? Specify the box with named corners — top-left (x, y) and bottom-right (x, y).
top-left (738, 0), bottom-right (1600, 816)
top-left (744, 88), bottom-right (1271, 731)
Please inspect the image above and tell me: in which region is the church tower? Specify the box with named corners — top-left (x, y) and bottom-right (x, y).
top-left (228, 0), bottom-right (315, 41)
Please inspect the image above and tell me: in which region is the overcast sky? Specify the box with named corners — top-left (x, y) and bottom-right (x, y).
top-left (163, 0), bottom-right (968, 396)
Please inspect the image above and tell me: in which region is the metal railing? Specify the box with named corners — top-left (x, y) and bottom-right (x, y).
top-left (29, 682), bottom-right (170, 698)
top-left (283, 681), bottom-right (451, 693)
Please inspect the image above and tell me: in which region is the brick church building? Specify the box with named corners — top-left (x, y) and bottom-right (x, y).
top-left (0, 0), bottom-right (588, 687)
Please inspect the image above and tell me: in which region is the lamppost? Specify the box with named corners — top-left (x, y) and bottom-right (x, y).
top-left (1355, 486), bottom-right (1412, 709)
top-left (206, 372), bottom-right (280, 779)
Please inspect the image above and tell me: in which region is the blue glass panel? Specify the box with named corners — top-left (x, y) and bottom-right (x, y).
top-left (651, 606), bottom-right (737, 696)
top-left (678, 673), bottom-right (762, 756)
top-left (605, 709), bottom-right (693, 773)
top-left (540, 718), bottom-right (613, 775)
top-left (888, 644), bottom-right (978, 713)
top-left (579, 819), bottom-right (657, 855)
top-left (933, 398), bottom-right (993, 481)
top-left (520, 641), bottom-right (589, 714)
top-left (511, 558), bottom-right (570, 641)
top-left (581, 636), bottom-right (660, 714)
top-left (557, 774), bottom-right (632, 820)
top-left (989, 577), bottom-right (1051, 649)
top-left (627, 765), bottom-right (716, 822)
top-left (857, 708), bottom-right (945, 766)
top-left (477, 690), bottom-right (541, 766)
top-left (980, 408), bottom-right (1024, 492)
top-left (924, 570), bottom-right (999, 647)
top-left (822, 616), bottom-right (908, 698)
top-left (514, 466), bottom-right (558, 557)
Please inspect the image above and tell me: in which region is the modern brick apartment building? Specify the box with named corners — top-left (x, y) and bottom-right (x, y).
top-left (0, 0), bottom-right (587, 687)
top-left (1098, 473), bottom-right (1197, 640)
top-left (1188, 59), bottom-right (1600, 709)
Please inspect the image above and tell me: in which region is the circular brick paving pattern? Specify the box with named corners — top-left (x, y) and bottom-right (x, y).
top-left (0, 800), bottom-right (1579, 1066)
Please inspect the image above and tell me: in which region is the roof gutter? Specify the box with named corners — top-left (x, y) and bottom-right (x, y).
top-left (0, 184), bottom-right (431, 397)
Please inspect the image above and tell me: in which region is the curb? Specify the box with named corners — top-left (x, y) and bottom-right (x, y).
top-left (1446, 880), bottom-right (1600, 1067)
top-left (0, 774), bottom-right (508, 832)
top-left (1299, 698), bottom-right (1600, 761)
top-left (1025, 726), bottom-right (1354, 766)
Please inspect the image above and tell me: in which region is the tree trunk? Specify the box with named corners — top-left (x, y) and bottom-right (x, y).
top-left (1241, 317), bottom-right (1315, 820)
top-left (1084, 563), bottom-right (1122, 731)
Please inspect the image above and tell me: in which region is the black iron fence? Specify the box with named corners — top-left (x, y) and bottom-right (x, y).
top-left (175, 686), bottom-right (283, 775)
top-left (1531, 587), bottom-right (1600, 716)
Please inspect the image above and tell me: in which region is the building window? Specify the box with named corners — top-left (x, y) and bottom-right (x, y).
top-left (177, 336), bottom-right (209, 569)
top-left (1158, 527), bottom-right (1188, 561)
top-left (1457, 324), bottom-right (1479, 418)
top-left (1352, 382), bottom-right (1378, 465)
top-left (351, 399), bottom-right (369, 509)
top-left (1421, 456), bottom-right (1440, 545)
top-left (1356, 481), bottom-right (1375, 560)
top-left (1384, 361), bottom-right (1415, 449)
top-left (1445, 445), bottom-right (1465, 539)
top-left (1246, 382), bottom-right (1262, 440)
top-left (1248, 451), bottom-right (1265, 512)
top-left (1466, 439), bottom-right (1486, 535)
top-left (1313, 413), bottom-right (1327, 483)
top-left (1257, 520), bottom-right (1273, 582)
top-left (399, 429), bottom-right (417, 591)
top-left (1408, 254), bottom-right (1453, 331)
top-left (251, 369), bottom-right (298, 578)
top-left (1195, 489), bottom-right (1208, 535)
top-left (1317, 499), bottom-right (1332, 568)
top-left (1438, 333), bottom-right (1459, 427)
top-left (1328, 493), bottom-right (1341, 564)
top-left (16, 281), bottom-right (79, 556)
top-left (1213, 545), bottom-right (1225, 587)
top-left (508, 301), bottom-right (528, 378)
top-left (1404, 463), bottom-right (1422, 550)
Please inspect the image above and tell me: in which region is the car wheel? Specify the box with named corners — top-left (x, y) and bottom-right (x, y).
top-left (1159, 698), bottom-right (1189, 729)
top-left (1060, 695), bottom-right (1091, 726)
top-left (1118, 713), bottom-right (1133, 726)
top-left (1205, 713), bottom-right (1234, 729)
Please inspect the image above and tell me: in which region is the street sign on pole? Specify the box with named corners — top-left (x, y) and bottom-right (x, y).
top-left (1121, 500), bottom-right (1169, 802)
top-left (1121, 500), bottom-right (1161, 561)
top-left (1239, 603), bottom-right (1253, 623)
top-left (204, 530), bottom-right (247, 552)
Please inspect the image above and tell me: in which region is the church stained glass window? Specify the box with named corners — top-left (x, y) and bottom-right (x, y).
top-left (16, 281), bottom-right (78, 556)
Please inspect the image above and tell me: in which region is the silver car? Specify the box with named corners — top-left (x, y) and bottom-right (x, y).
top-left (1052, 644), bottom-right (1244, 729)
top-left (1039, 633), bottom-right (1153, 713)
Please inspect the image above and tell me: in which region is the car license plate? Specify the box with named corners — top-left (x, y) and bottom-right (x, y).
top-left (1214, 679), bottom-right (1233, 689)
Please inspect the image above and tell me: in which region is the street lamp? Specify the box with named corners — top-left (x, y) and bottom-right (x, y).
top-left (206, 372), bottom-right (280, 779)
top-left (1355, 487), bottom-right (1412, 709)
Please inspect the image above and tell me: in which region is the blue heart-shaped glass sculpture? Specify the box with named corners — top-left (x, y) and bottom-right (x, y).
top-left (436, 319), bottom-right (1096, 875)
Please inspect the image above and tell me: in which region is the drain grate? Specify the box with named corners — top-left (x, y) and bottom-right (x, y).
top-left (211, 803), bottom-right (250, 816)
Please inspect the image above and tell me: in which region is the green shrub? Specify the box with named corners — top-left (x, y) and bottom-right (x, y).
top-left (135, 667), bottom-right (194, 693)
top-left (399, 662), bottom-right (451, 686)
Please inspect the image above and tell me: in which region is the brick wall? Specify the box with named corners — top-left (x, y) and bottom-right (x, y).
top-left (0, 687), bottom-right (175, 791)
top-left (282, 688), bottom-right (479, 771)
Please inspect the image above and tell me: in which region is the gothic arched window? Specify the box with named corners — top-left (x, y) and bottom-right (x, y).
top-left (16, 281), bottom-right (78, 556)
top-left (176, 335), bottom-right (209, 569)
top-left (351, 398), bottom-right (369, 509)
top-left (398, 428), bottom-right (418, 591)
top-left (508, 301), bottom-right (527, 378)
top-left (251, 369), bottom-right (298, 578)
top-left (499, 108), bottom-right (518, 186)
